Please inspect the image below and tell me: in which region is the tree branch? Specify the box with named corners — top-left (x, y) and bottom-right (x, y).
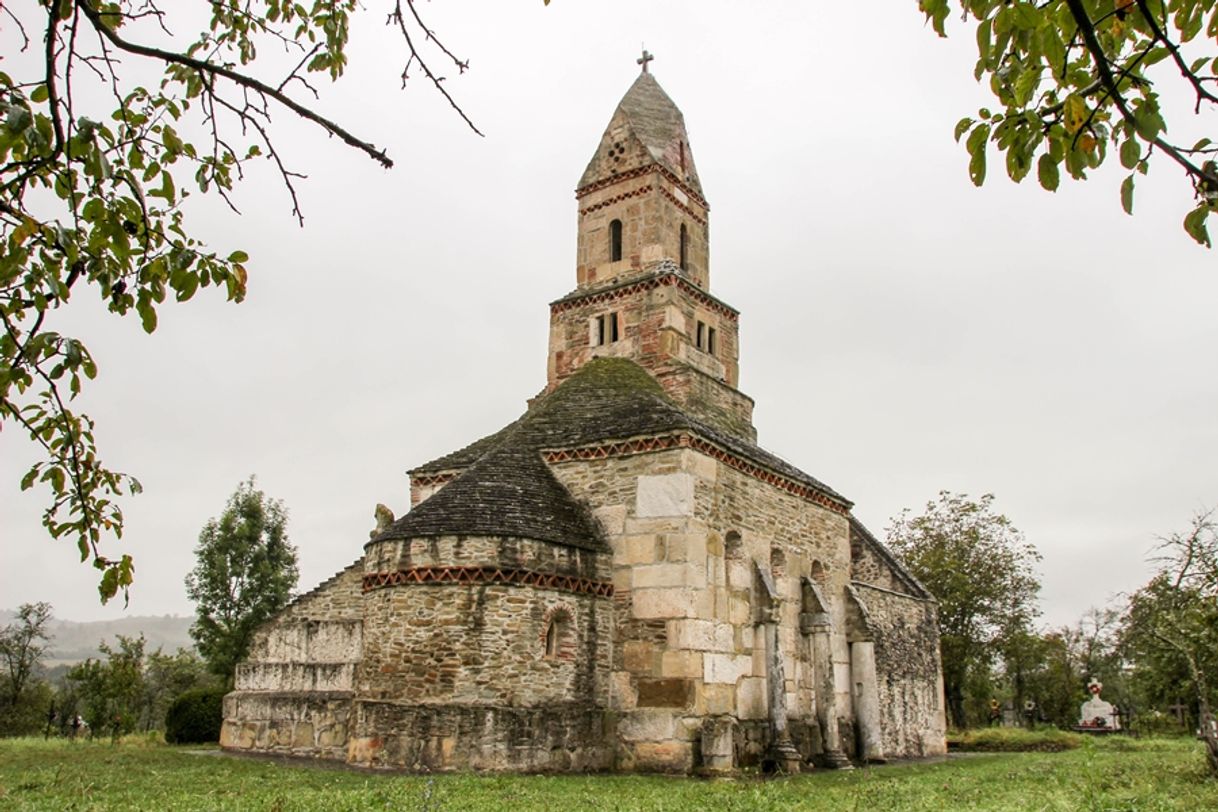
top-left (76, 0), bottom-right (394, 169)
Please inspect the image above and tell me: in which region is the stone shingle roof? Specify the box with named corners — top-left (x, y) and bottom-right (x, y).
top-left (409, 358), bottom-right (850, 520)
top-left (577, 72), bottom-right (703, 197)
top-left (379, 441), bottom-right (605, 551)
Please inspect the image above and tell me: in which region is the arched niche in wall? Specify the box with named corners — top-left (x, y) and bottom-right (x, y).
top-left (541, 603), bottom-right (576, 661)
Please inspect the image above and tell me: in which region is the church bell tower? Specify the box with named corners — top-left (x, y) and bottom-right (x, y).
top-left (545, 57), bottom-right (756, 442)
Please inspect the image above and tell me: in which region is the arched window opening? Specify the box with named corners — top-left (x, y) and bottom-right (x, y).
top-left (770, 546), bottom-right (787, 578)
top-left (725, 530), bottom-right (744, 561)
top-left (541, 604), bottom-right (576, 660)
top-left (679, 223), bottom-right (689, 270)
top-left (810, 559), bottom-right (828, 584)
top-left (610, 219), bottom-right (623, 262)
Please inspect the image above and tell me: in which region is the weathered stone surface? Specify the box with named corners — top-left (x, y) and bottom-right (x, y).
top-left (635, 473), bottom-right (695, 518)
top-left (636, 678), bottom-right (694, 708)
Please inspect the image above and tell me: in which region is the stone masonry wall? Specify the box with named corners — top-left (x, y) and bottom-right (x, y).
top-left (359, 534), bottom-right (611, 709)
top-left (548, 275), bottom-right (740, 392)
top-left (347, 702), bottom-right (614, 772)
top-left (852, 582), bottom-right (947, 758)
top-left (356, 580), bottom-right (611, 707)
top-left (551, 444), bottom-right (855, 772)
top-left (850, 529), bottom-right (916, 596)
top-left (222, 560), bottom-right (365, 759)
top-left (576, 161), bottom-right (709, 290)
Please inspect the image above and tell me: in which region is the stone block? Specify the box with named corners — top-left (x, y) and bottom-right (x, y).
top-left (593, 505), bottom-right (627, 536)
top-left (668, 619), bottom-right (734, 652)
top-left (618, 709), bottom-right (677, 742)
top-left (683, 449), bottom-right (718, 482)
top-left (611, 671), bottom-right (638, 710)
top-left (636, 678), bottom-right (694, 709)
top-left (631, 588), bottom-right (708, 619)
top-left (704, 653), bottom-right (752, 685)
top-left (633, 563), bottom-right (705, 589)
top-left (623, 641), bottom-right (658, 674)
top-left (635, 474), bottom-right (694, 518)
top-left (622, 535), bottom-right (663, 565)
top-left (660, 650), bottom-right (703, 679)
top-left (702, 683), bottom-right (736, 716)
top-left (661, 306), bottom-right (686, 333)
top-left (292, 721), bottom-right (314, 749)
top-left (631, 740), bottom-right (692, 773)
top-left (729, 595), bottom-right (751, 625)
top-left (738, 677), bottom-right (768, 720)
top-left (664, 533), bottom-right (707, 564)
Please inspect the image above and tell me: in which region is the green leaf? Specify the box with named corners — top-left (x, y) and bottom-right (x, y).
top-left (1184, 206), bottom-right (1211, 247)
top-left (1037, 154), bottom-right (1060, 192)
top-left (1119, 138), bottom-right (1141, 170)
top-left (954, 117), bottom-right (975, 143)
top-left (30, 84), bottom-right (49, 103)
top-left (227, 250), bottom-right (249, 263)
top-left (136, 295), bottom-right (158, 333)
top-left (1120, 174), bottom-right (1135, 215)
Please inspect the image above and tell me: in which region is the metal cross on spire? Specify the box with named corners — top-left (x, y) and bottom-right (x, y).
top-left (637, 49), bottom-right (654, 73)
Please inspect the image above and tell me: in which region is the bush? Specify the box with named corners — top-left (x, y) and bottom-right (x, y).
top-left (947, 726), bottom-right (1085, 752)
top-left (164, 687), bottom-right (225, 744)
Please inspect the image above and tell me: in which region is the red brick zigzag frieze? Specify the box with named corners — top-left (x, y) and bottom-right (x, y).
top-left (579, 185), bottom-right (652, 217)
top-left (361, 565), bottom-right (614, 597)
top-left (550, 273), bottom-right (738, 322)
top-left (657, 187), bottom-right (707, 226)
top-left (576, 164), bottom-right (709, 211)
top-left (542, 432), bottom-right (850, 515)
top-left (411, 472), bottom-right (456, 488)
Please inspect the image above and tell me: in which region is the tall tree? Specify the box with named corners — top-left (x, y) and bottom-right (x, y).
top-left (1121, 508), bottom-right (1218, 774)
top-left (917, 0), bottom-right (1218, 246)
top-left (1, 1), bottom-right (476, 601)
top-left (887, 491), bottom-right (1042, 728)
top-left (0, 602), bottom-right (53, 708)
top-left (185, 479), bottom-right (298, 685)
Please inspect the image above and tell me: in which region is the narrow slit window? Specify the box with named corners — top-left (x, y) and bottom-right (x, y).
top-left (679, 223), bottom-right (689, 271)
top-left (610, 219), bottom-right (623, 262)
top-left (695, 320), bottom-right (705, 350)
top-left (545, 621), bottom-right (558, 657)
top-left (593, 313), bottom-right (618, 346)
top-left (707, 327), bottom-right (717, 356)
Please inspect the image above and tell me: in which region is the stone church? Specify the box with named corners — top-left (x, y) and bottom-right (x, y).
top-left (221, 66), bottom-right (947, 774)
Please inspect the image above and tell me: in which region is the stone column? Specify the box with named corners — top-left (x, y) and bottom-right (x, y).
top-left (850, 641), bottom-right (884, 763)
top-left (761, 603), bottom-right (802, 773)
top-left (810, 618), bottom-right (851, 769)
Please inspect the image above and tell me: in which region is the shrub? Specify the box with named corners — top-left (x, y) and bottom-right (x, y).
top-left (164, 688), bottom-right (225, 744)
top-left (948, 726), bottom-right (1085, 752)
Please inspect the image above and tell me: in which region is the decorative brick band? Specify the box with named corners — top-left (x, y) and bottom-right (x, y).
top-left (658, 187), bottom-right (707, 226)
top-left (410, 472), bottom-right (456, 488)
top-left (542, 433), bottom-right (688, 463)
top-left (576, 164), bottom-right (708, 211)
top-left (550, 272), bottom-right (738, 322)
top-left (542, 432), bottom-right (850, 515)
top-left (579, 185), bottom-right (652, 217)
top-left (361, 565), bottom-right (615, 597)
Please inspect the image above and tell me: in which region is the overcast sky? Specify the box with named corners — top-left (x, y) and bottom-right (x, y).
top-left (3, 2), bottom-right (1216, 630)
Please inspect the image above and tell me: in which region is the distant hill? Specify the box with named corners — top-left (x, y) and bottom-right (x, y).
top-left (0, 609), bottom-right (195, 666)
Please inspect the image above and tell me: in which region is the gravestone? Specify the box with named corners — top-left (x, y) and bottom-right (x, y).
top-left (1078, 678), bottom-right (1120, 730)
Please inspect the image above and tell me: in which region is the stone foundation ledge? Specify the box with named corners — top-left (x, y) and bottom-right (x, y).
top-left (221, 690), bottom-right (353, 761)
top-left (347, 700), bottom-right (615, 773)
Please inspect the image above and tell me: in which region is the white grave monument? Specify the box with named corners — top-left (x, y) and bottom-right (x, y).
top-left (1078, 678), bottom-right (1120, 730)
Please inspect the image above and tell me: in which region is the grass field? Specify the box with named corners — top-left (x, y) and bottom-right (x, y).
top-left (0, 735), bottom-right (1215, 811)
